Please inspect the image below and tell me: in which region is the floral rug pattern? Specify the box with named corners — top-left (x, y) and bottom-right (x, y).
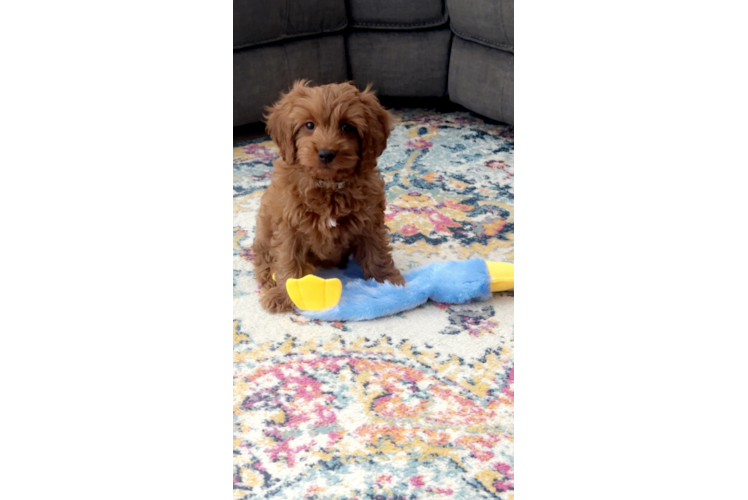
top-left (234, 109), bottom-right (514, 499)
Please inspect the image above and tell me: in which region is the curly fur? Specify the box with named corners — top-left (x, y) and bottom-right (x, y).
top-left (253, 81), bottom-right (405, 313)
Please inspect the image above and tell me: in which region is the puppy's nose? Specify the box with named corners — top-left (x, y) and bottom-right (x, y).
top-left (318, 149), bottom-right (336, 164)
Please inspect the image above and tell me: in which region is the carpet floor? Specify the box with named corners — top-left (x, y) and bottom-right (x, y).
top-left (233, 108), bottom-right (514, 499)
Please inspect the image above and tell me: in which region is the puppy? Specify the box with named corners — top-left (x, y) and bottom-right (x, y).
top-left (253, 80), bottom-right (405, 313)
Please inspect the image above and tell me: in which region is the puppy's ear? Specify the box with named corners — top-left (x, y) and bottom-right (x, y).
top-left (358, 84), bottom-right (392, 171)
top-left (264, 80), bottom-right (309, 163)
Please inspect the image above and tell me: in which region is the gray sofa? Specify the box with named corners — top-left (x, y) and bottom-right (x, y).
top-left (233, 0), bottom-right (513, 127)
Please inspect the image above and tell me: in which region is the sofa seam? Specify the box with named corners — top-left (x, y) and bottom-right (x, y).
top-left (283, 0), bottom-right (290, 38)
top-left (499, 0), bottom-right (508, 49)
top-left (282, 43), bottom-right (293, 101)
top-left (450, 26), bottom-right (513, 53)
top-left (443, 31), bottom-right (454, 98)
top-left (348, 14), bottom-right (449, 29)
top-left (343, 30), bottom-right (352, 80)
top-left (233, 19), bottom-right (349, 50)
top-left (503, 54), bottom-right (513, 124)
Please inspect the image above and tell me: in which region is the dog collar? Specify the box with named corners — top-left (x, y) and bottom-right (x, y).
top-left (317, 179), bottom-right (346, 190)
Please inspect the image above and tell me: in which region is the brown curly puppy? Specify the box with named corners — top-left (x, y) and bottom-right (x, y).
top-left (253, 80), bottom-right (405, 313)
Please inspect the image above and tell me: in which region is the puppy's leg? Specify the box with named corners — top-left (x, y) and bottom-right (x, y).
top-left (336, 253), bottom-right (350, 269)
top-left (353, 226), bottom-right (405, 286)
top-left (252, 211), bottom-right (275, 289)
top-left (259, 229), bottom-right (307, 313)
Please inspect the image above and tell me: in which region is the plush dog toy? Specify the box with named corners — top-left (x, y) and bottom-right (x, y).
top-left (282, 259), bottom-right (514, 321)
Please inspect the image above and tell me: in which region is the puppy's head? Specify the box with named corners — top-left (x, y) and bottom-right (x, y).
top-left (264, 80), bottom-right (391, 181)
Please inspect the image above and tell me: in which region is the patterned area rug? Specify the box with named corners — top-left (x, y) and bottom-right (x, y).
top-left (234, 109), bottom-right (514, 499)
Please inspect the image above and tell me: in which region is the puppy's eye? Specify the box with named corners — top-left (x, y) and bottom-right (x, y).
top-left (305, 121), bottom-right (315, 130)
top-left (341, 123), bottom-right (356, 133)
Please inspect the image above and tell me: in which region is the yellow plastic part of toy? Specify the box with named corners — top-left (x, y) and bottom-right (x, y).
top-left (286, 275), bottom-right (343, 311)
top-left (486, 261), bottom-right (514, 292)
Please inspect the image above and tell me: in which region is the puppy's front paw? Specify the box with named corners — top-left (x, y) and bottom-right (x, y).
top-left (365, 267), bottom-right (406, 286)
top-left (385, 272), bottom-right (406, 287)
top-left (259, 287), bottom-right (295, 313)
top-left (367, 270), bottom-right (405, 286)
top-left (256, 269), bottom-right (276, 288)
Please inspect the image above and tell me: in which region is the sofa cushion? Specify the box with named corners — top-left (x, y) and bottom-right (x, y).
top-left (233, 35), bottom-right (348, 126)
top-left (347, 0), bottom-right (447, 29)
top-left (446, 0), bottom-right (513, 52)
top-left (347, 28), bottom-right (452, 97)
top-left (448, 37), bottom-right (513, 125)
top-left (233, 0), bottom-right (347, 50)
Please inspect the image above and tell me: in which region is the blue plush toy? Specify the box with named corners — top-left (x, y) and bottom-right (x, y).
top-left (283, 259), bottom-right (514, 321)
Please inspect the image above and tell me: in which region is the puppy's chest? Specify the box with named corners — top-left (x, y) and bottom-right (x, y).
top-left (323, 215), bottom-right (338, 229)
top-left (306, 209), bottom-right (352, 239)
top-left (302, 192), bottom-right (358, 234)
top-left (304, 213), bottom-right (354, 259)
